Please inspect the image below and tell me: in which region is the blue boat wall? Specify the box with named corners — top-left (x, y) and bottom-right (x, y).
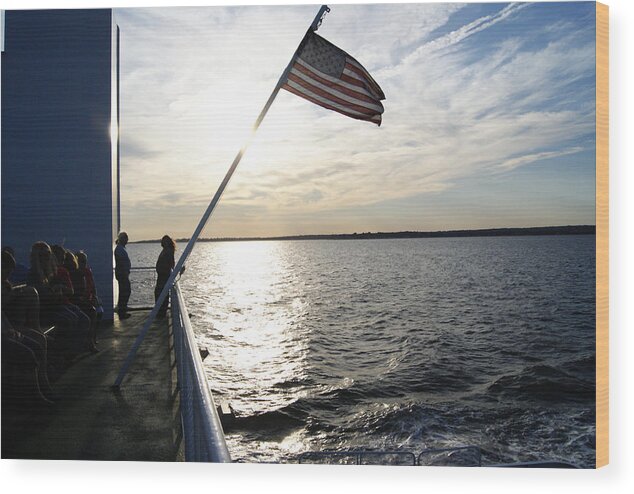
top-left (1, 9), bottom-right (120, 320)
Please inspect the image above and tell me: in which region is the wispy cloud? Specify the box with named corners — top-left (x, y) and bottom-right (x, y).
top-left (498, 146), bottom-right (586, 171)
top-left (395, 2), bottom-right (530, 68)
top-left (115, 3), bottom-right (596, 239)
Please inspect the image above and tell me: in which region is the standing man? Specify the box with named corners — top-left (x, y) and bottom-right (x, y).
top-left (114, 232), bottom-right (131, 320)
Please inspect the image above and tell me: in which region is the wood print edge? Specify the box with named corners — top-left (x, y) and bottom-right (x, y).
top-left (595, 0), bottom-right (609, 469)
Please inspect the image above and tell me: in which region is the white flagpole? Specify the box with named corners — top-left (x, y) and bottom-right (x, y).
top-left (114, 5), bottom-right (331, 387)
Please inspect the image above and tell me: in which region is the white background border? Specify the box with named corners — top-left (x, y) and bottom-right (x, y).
top-left (0, 1), bottom-right (631, 493)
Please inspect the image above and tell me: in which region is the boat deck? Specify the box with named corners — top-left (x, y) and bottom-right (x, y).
top-left (2, 311), bottom-right (183, 461)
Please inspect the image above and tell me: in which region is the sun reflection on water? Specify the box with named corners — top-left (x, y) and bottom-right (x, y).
top-left (181, 241), bottom-right (309, 417)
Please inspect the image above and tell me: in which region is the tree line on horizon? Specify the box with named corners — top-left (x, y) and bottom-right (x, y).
top-left (131, 225), bottom-right (596, 244)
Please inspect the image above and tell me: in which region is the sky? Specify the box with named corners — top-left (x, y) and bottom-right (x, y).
top-left (114, 2), bottom-right (597, 241)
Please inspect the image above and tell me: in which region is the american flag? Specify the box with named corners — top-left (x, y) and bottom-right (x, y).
top-left (282, 31), bottom-right (385, 126)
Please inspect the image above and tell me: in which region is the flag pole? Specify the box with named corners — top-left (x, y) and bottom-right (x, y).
top-left (113, 5), bottom-right (331, 388)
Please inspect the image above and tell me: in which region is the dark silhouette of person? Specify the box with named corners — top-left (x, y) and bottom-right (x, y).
top-left (26, 242), bottom-right (93, 355)
top-left (3, 249), bottom-right (55, 402)
top-left (75, 250), bottom-right (104, 328)
top-left (50, 244), bottom-right (96, 353)
top-left (114, 232), bottom-right (131, 320)
top-left (65, 250), bottom-right (98, 351)
top-left (155, 235), bottom-right (176, 319)
top-left (2, 246), bottom-right (28, 285)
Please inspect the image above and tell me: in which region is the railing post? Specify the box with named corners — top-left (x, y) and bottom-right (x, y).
top-left (182, 347), bottom-right (194, 461)
top-left (172, 287), bottom-right (182, 391)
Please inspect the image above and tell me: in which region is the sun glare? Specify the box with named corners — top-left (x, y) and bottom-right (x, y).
top-left (110, 120), bottom-right (118, 142)
top-left (182, 241), bottom-right (309, 416)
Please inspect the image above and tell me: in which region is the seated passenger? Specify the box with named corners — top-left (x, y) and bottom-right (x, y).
top-left (2, 313), bottom-right (54, 404)
top-left (2, 251), bottom-right (54, 403)
top-left (66, 250), bottom-right (98, 350)
top-left (2, 249), bottom-right (45, 332)
top-left (2, 247), bottom-right (29, 285)
top-left (27, 242), bottom-right (95, 354)
top-left (75, 251), bottom-right (101, 313)
top-left (76, 250), bottom-right (103, 329)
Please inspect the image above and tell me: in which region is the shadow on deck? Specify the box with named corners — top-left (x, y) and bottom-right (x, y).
top-left (2, 311), bottom-right (183, 461)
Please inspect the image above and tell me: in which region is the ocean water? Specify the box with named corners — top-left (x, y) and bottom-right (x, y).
top-left (127, 235), bottom-right (596, 466)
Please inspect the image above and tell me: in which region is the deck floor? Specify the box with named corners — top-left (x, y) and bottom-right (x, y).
top-left (2, 311), bottom-right (183, 461)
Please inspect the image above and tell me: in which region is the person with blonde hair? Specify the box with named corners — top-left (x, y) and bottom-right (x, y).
top-left (26, 241), bottom-right (62, 323)
top-left (114, 232), bottom-right (131, 320)
top-left (26, 241), bottom-right (94, 353)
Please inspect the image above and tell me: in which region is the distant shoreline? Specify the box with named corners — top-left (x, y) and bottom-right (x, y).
top-left (132, 225), bottom-right (595, 244)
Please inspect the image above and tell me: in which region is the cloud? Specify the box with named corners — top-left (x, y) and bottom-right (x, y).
top-left (393, 2), bottom-right (530, 70)
top-left (497, 147), bottom-right (586, 171)
top-left (115, 3), bottom-right (596, 238)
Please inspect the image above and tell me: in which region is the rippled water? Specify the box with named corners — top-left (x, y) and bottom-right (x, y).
top-left (128, 235), bottom-right (596, 467)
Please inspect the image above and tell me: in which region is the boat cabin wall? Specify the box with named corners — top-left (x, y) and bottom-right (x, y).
top-left (1, 9), bottom-right (119, 320)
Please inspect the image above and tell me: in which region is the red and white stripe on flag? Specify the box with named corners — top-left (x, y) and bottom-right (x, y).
top-left (282, 32), bottom-right (385, 126)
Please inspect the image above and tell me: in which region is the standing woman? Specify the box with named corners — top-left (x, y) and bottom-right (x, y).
top-left (155, 235), bottom-right (176, 319)
top-left (114, 232), bottom-right (131, 320)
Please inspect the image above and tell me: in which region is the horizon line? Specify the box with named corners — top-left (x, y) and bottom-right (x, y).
top-left (130, 224), bottom-right (596, 244)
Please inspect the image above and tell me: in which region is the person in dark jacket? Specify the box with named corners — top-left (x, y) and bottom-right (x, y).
top-left (155, 235), bottom-right (176, 319)
top-left (114, 232), bottom-right (131, 320)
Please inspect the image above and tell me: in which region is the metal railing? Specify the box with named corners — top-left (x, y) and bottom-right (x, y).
top-left (171, 282), bottom-right (231, 462)
top-left (299, 447), bottom-right (579, 468)
top-left (418, 446), bottom-right (482, 467)
top-left (126, 266), bottom-right (157, 309)
top-left (299, 451), bottom-right (416, 465)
